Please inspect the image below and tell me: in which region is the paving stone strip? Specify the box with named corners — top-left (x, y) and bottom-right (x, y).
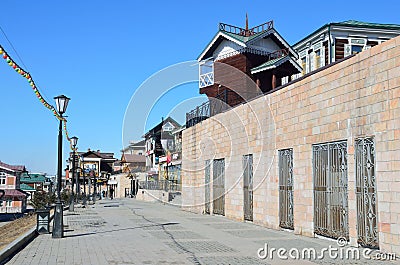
top-left (5, 199), bottom-right (400, 265)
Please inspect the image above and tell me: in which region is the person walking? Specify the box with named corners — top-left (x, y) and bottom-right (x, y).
top-left (110, 187), bottom-right (114, 200)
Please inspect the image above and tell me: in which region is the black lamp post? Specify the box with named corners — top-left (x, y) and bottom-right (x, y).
top-left (80, 155), bottom-right (86, 195)
top-left (69, 136), bottom-right (78, 211)
top-left (93, 169), bottom-right (97, 203)
top-left (52, 94), bottom-right (70, 239)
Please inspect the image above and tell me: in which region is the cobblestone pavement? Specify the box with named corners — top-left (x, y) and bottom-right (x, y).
top-left (6, 198), bottom-right (400, 265)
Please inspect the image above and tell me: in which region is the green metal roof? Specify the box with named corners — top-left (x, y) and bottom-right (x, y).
top-left (251, 56), bottom-right (288, 73)
top-left (20, 183), bottom-right (35, 191)
top-left (335, 20), bottom-right (400, 30)
top-left (293, 20), bottom-right (400, 47)
top-left (20, 173), bottom-right (47, 183)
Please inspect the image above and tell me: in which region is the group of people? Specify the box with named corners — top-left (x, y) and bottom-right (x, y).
top-left (78, 187), bottom-right (115, 200)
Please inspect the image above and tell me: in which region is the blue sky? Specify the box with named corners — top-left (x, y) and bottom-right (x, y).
top-left (0, 0), bottom-right (399, 174)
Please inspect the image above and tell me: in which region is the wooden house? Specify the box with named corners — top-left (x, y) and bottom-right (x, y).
top-left (0, 161), bottom-right (27, 213)
top-left (292, 20), bottom-right (400, 77)
top-left (197, 16), bottom-right (301, 108)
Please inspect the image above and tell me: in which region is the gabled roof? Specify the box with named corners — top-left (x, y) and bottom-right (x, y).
top-left (4, 189), bottom-right (27, 197)
top-left (121, 154), bottom-right (146, 164)
top-left (293, 20), bottom-right (400, 47)
top-left (198, 22), bottom-right (297, 61)
top-left (131, 140), bottom-right (145, 147)
top-left (143, 117), bottom-right (181, 138)
top-left (79, 150), bottom-right (116, 160)
top-left (81, 151), bottom-right (103, 159)
top-left (251, 56), bottom-right (302, 74)
top-left (0, 161), bottom-right (26, 172)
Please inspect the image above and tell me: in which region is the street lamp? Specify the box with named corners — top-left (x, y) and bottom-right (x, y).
top-left (92, 169), bottom-right (97, 203)
top-left (71, 137), bottom-right (79, 197)
top-left (52, 94), bottom-right (70, 239)
top-left (69, 136), bottom-right (78, 211)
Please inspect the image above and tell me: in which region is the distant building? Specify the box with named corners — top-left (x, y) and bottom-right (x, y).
top-left (0, 161), bottom-right (27, 213)
top-left (19, 172), bottom-right (53, 200)
top-left (111, 153), bottom-right (146, 198)
top-left (292, 20), bottom-right (400, 78)
top-left (67, 149), bottom-right (116, 197)
top-left (121, 140), bottom-right (145, 156)
top-left (159, 125), bottom-right (184, 192)
top-left (143, 117), bottom-right (181, 181)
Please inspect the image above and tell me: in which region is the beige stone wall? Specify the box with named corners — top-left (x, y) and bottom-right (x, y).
top-left (182, 36), bottom-right (400, 254)
top-left (136, 189), bottom-right (169, 203)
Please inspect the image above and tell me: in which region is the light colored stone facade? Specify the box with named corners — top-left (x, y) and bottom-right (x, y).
top-left (181, 36), bottom-right (400, 254)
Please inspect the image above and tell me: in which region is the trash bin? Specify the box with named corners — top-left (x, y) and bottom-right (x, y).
top-left (36, 208), bottom-right (50, 234)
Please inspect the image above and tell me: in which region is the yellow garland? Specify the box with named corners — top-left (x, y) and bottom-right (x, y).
top-left (0, 44), bottom-right (75, 150)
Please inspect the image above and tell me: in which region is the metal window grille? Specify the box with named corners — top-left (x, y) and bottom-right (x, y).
top-left (313, 141), bottom-right (349, 240)
top-left (279, 149), bottom-right (294, 229)
top-left (213, 159), bottom-right (225, 216)
top-left (355, 137), bottom-right (379, 248)
top-left (243, 154), bottom-right (253, 221)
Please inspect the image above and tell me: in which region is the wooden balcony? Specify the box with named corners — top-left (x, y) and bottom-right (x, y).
top-left (199, 72), bottom-right (214, 88)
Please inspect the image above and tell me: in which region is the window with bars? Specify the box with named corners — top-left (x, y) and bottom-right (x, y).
top-left (279, 149), bottom-right (294, 229)
top-left (243, 154), bottom-right (253, 221)
top-left (313, 141), bottom-right (349, 240)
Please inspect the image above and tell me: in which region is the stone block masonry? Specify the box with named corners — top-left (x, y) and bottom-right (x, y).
top-left (181, 35), bottom-right (400, 255)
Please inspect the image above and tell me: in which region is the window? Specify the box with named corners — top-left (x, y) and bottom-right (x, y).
top-left (243, 154), bottom-right (253, 221)
top-left (301, 57), bottom-right (306, 75)
top-left (6, 199), bottom-right (12, 207)
top-left (167, 139), bottom-right (174, 150)
top-left (315, 50), bottom-right (321, 69)
top-left (199, 59), bottom-right (214, 88)
top-left (313, 141), bottom-right (348, 239)
top-left (0, 172), bottom-right (6, 185)
top-left (279, 149), bottom-right (294, 229)
top-left (308, 49), bottom-right (313, 72)
top-left (351, 45), bottom-right (363, 54)
top-left (162, 122), bottom-right (175, 132)
top-left (355, 137), bottom-right (378, 248)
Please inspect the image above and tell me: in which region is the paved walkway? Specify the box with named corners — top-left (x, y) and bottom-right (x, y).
top-left (6, 199), bottom-right (399, 265)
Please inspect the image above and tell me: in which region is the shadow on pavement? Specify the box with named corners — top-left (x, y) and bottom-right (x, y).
top-left (64, 232), bottom-right (97, 238)
top-left (0, 213), bottom-right (26, 222)
top-left (61, 222), bottom-right (180, 238)
top-left (96, 222), bottom-right (180, 234)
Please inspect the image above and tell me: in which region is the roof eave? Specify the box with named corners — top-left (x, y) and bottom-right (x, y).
top-left (251, 57), bottom-right (302, 74)
top-left (198, 31), bottom-right (246, 61)
top-left (293, 23), bottom-right (331, 48)
top-left (251, 65), bottom-right (276, 74)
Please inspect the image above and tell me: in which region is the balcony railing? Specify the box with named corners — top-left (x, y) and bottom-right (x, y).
top-left (219, 21), bottom-right (273, 36)
top-left (199, 72), bottom-right (214, 88)
top-left (186, 90), bottom-right (244, 128)
top-left (267, 48), bottom-right (289, 61)
top-left (139, 180), bottom-right (181, 192)
top-left (186, 101), bottom-right (211, 128)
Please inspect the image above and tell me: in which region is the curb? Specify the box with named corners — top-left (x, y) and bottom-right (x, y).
top-left (0, 226), bottom-right (38, 265)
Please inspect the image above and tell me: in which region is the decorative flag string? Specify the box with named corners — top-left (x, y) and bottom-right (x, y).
top-left (0, 44), bottom-right (75, 150)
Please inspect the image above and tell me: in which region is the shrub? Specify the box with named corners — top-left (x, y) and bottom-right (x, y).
top-left (31, 191), bottom-right (55, 210)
